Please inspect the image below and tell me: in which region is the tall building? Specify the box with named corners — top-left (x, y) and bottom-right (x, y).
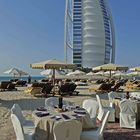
top-left (64, 0), bottom-right (115, 68)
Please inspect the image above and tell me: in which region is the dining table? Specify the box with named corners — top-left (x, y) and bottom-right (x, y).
top-left (32, 105), bottom-right (96, 140)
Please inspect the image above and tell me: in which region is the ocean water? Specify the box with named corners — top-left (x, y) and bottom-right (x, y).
top-left (0, 76), bottom-right (46, 82)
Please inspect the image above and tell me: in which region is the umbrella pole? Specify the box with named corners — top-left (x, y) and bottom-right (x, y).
top-left (52, 69), bottom-right (55, 95)
top-left (13, 74), bottom-right (15, 79)
top-left (109, 70), bottom-right (111, 78)
top-left (52, 69), bottom-right (55, 86)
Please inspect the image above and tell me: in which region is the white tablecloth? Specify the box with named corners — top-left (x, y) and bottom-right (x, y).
top-left (32, 107), bottom-right (96, 140)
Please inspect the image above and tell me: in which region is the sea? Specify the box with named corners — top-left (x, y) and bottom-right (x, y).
top-left (0, 76), bottom-right (46, 82)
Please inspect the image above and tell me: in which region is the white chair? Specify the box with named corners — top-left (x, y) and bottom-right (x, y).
top-left (53, 120), bottom-right (82, 140)
top-left (81, 111), bottom-right (110, 140)
top-left (96, 95), bottom-right (115, 122)
top-left (108, 91), bottom-right (119, 101)
top-left (120, 99), bottom-right (137, 129)
top-left (11, 114), bottom-right (34, 140)
top-left (11, 104), bottom-right (35, 134)
top-left (82, 99), bottom-right (99, 122)
top-left (108, 91), bottom-right (125, 101)
top-left (45, 97), bottom-right (74, 109)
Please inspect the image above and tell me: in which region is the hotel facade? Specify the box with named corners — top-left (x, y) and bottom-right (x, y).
top-left (64, 0), bottom-right (115, 68)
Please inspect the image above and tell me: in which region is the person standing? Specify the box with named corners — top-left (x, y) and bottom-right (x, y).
top-left (28, 75), bottom-right (31, 84)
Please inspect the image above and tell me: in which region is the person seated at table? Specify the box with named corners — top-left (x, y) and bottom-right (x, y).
top-left (125, 91), bottom-right (130, 99)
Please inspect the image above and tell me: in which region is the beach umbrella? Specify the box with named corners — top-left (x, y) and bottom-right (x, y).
top-left (4, 68), bottom-right (28, 77)
top-left (113, 71), bottom-right (127, 78)
top-left (92, 63), bottom-right (128, 78)
top-left (40, 69), bottom-right (65, 78)
top-left (66, 70), bottom-right (85, 79)
top-left (86, 71), bottom-right (95, 76)
top-left (93, 71), bottom-right (115, 77)
top-left (30, 59), bottom-right (76, 85)
top-left (85, 71), bottom-right (98, 80)
top-left (129, 66), bottom-right (140, 72)
top-left (66, 70), bottom-right (85, 76)
top-left (94, 71), bottom-right (105, 76)
top-left (127, 71), bottom-right (140, 77)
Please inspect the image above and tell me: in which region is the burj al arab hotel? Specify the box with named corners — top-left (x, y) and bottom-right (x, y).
top-left (64, 0), bottom-right (115, 68)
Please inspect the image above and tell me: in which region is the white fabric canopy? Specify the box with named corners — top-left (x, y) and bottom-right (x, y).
top-left (4, 68), bottom-right (28, 77)
top-left (66, 70), bottom-right (85, 76)
top-left (86, 72), bottom-right (95, 76)
top-left (94, 71), bottom-right (115, 77)
top-left (127, 71), bottom-right (140, 76)
top-left (40, 69), bottom-right (65, 77)
top-left (113, 71), bottom-right (126, 77)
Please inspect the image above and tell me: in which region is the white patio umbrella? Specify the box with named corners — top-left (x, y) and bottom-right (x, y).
top-left (94, 71), bottom-right (114, 77)
top-left (4, 68), bottom-right (28, 77)
top-left (66, 70), bottom-right (85, 79)
top-left (86, 71), bottom-right (95, 76)
top-left (40, 69), bottom-right (65, 78)
top-left (94, 71), bottom-right (105, 76)
top-left (113, 71), bottom-right (127, 78)
top-left (127, 71), bottom-right (140, 77)
top-left (66, 70), bottom-right (85, 76)
top-left (92, 63), bottom-right (128, 78)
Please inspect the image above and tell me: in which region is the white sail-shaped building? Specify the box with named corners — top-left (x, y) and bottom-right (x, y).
top-left (64, 0), bottom-right (115, 68)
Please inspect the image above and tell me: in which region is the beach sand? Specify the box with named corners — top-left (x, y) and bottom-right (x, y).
top-left (0, 87), bottom-right (140, 140)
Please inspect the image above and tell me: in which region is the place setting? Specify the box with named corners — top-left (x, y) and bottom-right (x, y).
top-left (35, 107), bottom-right (50, 117)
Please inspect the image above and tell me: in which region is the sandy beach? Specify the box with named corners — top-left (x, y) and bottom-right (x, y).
top-left (0, 86), bottom-right (140, 140)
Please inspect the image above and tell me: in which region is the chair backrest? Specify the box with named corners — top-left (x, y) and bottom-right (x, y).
top-left (108, 91), bottom-right (118, 101)
top-left (96, 95), bottom-right (105, 121)
top-left (69, 83), bottom-right (77, 92)
top-left (45, 97), bottom-right (58, 107)
top-left (11, 114), bottom-right (25, 140)
top-left (99, 83), bottom-right (112, 91)
top-left (82, 99), bottom-right (99, 119)
top-left (7, 83), bottom-right (15, 90)
top-left (59, 83), bottom-right (71, 94)
top-left (53, 120), bottom-right (82, 140)
top-left (98, 111), bottom-right (110, 135)
top-left (11, 104), bottom-right (25, 124)
top-left (112, 82), bottom-right (122, 91)
top-left (45, 97), bottom-right (74, 109)
top-left (0, 81), bottom-right (11, 89)
top-left (41, 84), bottom-right (53, 94)
top-left (120, 99), bottom-right (136, 115)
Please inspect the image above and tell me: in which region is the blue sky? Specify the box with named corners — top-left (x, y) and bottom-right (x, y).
top-left (0, 0), bottom-right (140, 76)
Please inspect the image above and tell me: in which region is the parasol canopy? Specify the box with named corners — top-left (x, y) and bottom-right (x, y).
top-left (66, 70), bottom-right (85, 76)
top-left (127, 71), bottom-right (140, 77)
top-left (30, 59), bottom-right (76, 86)
top-left (113, 71), bottom-right (127, 78)
top-left (30, 59), bottom-right (76, 69)
top-left (129, 66), bottom-right (140, 72)
top-left (40, 69), bottom-right (65, 78)
top-left (4, 68), bottom-right (28, 77)
top-left (92, 63), bottom-right (128, 78)
top-left (92, 63), bottom-right (129, 71)
top-left (86, 71), bottom-right (95, 76)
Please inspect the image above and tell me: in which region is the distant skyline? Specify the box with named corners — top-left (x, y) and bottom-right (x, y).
top-left (0, 0), bottom-right (140, 76)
